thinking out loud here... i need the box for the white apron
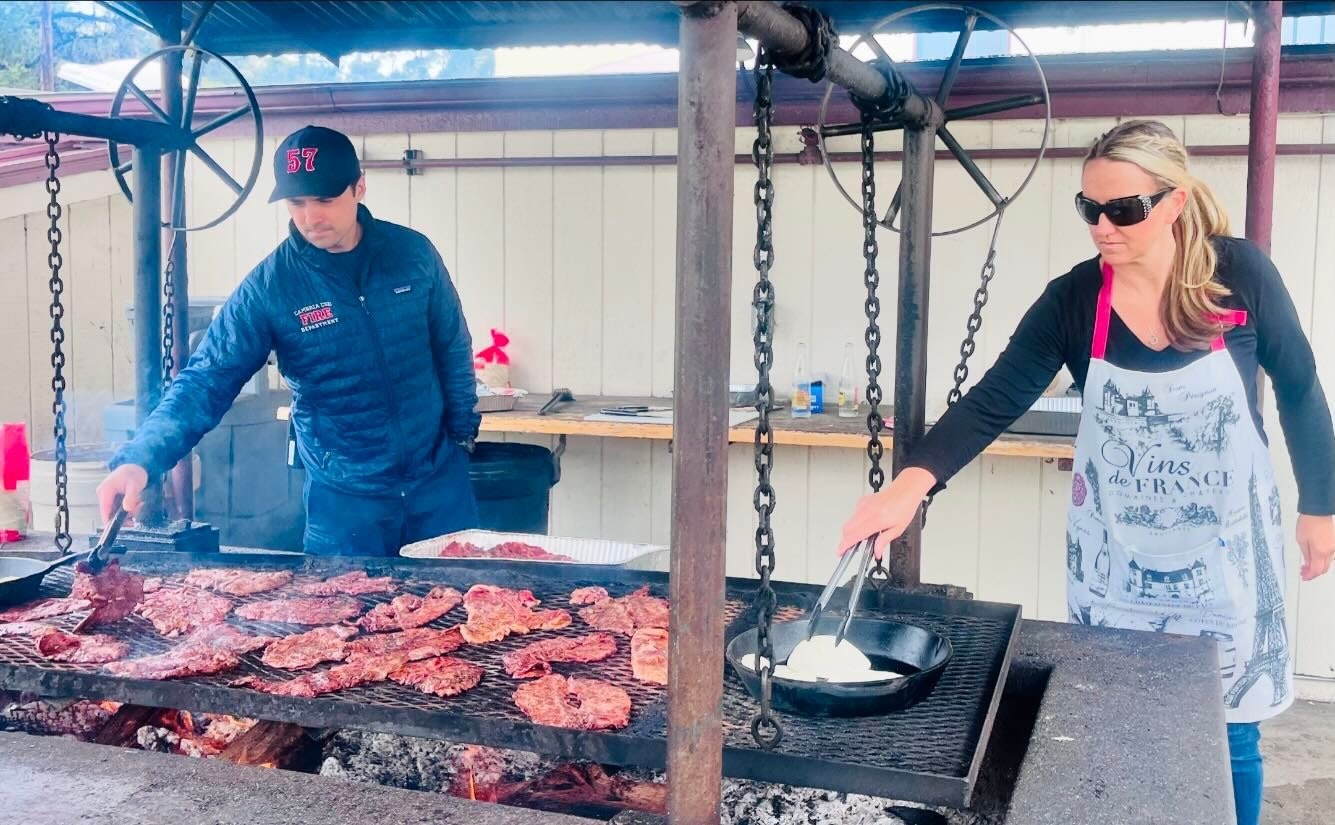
[1066,263,1293,723]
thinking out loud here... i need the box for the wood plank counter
[478,395,1075,459]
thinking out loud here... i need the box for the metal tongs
[84,506,129,576]
[805,533,879,647]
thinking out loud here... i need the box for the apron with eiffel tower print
[1066,263,1294,723]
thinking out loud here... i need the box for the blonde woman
[839,120,1335,825]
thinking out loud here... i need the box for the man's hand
[96,464,149,523]
[1296,514,1335,581]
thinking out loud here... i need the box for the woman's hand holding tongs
[838,467,938,560]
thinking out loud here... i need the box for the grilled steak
[232,651,410,698]
[345,626,465,661]
[630,628,668,686]
[358,586,462,633]
[137,588,233,637]
[572,586,669,636]
[34,629,128,664]
[440,540,573,562]
[0,621,54,637]
[0,597,92,624]
[235,596,363,625]
[70,560,145,627]
[262,624,359,670]
[569,587,608,605]
[181,624,273,655]
[184,568,293,596]
[460,585,571,644]
[513,675,631,730]
[108,636,238,681]
[389,656,484,697]
[502,632,618,679]
[294,571,396,596]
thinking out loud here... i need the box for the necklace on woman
[1149,331,1161,347]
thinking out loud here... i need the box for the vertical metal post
[38,2,56,92]
[888,123,938,588]
[668,3,736,824]
[132,145,166,524]
[1246,0,1282,409]
[1245,0,1282,255]
[160,3,193,520]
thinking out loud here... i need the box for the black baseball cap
[268,125,362,203]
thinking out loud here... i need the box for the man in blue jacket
[97,125,481,555]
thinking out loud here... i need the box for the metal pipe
[729,0,932,124]
[354,141,1335,175]
[0,100,192,148]
[160,2,194,521]
[1245,0,1282,254]
[132,145,166,525]
[668,3,736,823]
[888,124,938,588]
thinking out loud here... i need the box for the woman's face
[1080,158,1185,267]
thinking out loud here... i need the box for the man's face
[285,175,366,252]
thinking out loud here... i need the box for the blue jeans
[1228,722,1263,825]
[302,447,479,555]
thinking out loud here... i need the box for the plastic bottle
[837,342,860,418]
[791,342,812,419]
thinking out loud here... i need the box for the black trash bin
[468,442,558,534]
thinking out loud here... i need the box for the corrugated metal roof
[100,1,1335,60]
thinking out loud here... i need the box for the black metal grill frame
[0,552,1019,807]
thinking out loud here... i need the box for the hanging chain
[45,132,71,553]
[161,232,180,389]
[748,50,782,751]
[946,212,1005,408]
[859,114,889,577]
[922,210,1006,522]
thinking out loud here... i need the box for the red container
[0,422,30,542]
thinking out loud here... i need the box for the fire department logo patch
[295,301,339,332]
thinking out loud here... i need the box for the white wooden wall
[2,112,1332,689]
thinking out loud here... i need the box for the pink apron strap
[1209,309,1248,352]
[1098,262,1249,354]
[1092,262,1115,359]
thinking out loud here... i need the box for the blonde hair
[1085,120,1234,350]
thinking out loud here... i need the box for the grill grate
[0,552,1019,807]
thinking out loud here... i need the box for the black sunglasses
[1074,188,1174,227]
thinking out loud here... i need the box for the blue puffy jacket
[111,205,481,498]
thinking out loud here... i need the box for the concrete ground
[1262,700,1335,825]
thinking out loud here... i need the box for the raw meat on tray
[261,624,359,671]
[137,588,233,637]
[294,571,396,596]
[570,585,668,636]
[235,596,363,625]
[513,674,631,731]
[439,540,573,562]
[184,568,293,597]
[501,633,618,679]
[358,587,461,633]
[460,585,571,644]
[389,656,484,697]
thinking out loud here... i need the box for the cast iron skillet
[726,617,953,717]
[0,509,128,607]
[0,553,87,607]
